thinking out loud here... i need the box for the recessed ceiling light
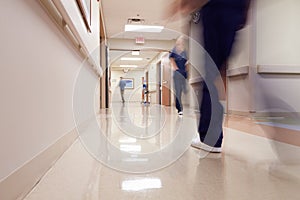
[121,178,162,191]
[132,50,140,56]
[120,65,138,68]
[121,57,143,61]
[125,24,164,33]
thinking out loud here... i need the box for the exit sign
[135,37,145,44]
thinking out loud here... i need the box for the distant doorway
[161,58,171,106]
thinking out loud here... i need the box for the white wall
[227,26,252,113]
[227,0,300,115]
[148,62,159,103]
[256,0,300,65]
[253,0,300,113]
[0,0,99,182]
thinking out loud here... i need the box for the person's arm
[164,0,209,19]
[169,57,179,71]
[185,61,189,73]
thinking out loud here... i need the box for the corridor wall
[188,0,300,116]
[228,0,300,116]
[0,0,100,199]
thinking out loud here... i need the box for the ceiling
[100,0,190,70]
[101,0,190,40]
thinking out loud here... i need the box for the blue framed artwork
[123,78,134,89]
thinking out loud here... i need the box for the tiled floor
[24,103,300,200]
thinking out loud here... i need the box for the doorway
[157,57,171,106]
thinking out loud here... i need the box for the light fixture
[121,178,162,191]
[120,65,138,68]
[132,50,140,56]
[125,24,164,33]
[121,57,143,61]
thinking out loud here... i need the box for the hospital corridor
[1,0,300,199]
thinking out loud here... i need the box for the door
[161,58,171,106]
[156,61,162,104]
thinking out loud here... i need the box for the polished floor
[24,103,300,200]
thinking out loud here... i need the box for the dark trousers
[173,71,187,112]
[198,1,248,147]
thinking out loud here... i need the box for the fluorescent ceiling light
[121,57,143,61]
[122,178,162,191]
[120,65,138,68]
[125,24,164,33]
[132,51,140,56]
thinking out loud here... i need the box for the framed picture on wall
[123,78,134,89]
[76,0,92,32]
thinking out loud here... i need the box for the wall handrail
[257,65,300,75]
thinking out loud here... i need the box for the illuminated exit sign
[135,37,145,44]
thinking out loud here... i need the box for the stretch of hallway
[2,1,300,200]
[23,103,300,200]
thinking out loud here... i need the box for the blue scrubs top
[169,48,188,78]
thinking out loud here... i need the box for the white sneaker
[178,111,183,115]
[191,137,222,153]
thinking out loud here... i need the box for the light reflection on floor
[24,103,300,200]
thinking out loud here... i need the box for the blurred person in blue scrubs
[169,36,189,116]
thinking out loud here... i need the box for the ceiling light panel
[125,24,164,33]
[120,65,138,68]
[132,51,140,56]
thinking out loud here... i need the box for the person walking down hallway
[119,77,126,103]
[166,0,250,152]
[193,0,250,153]
[169,36,189,116]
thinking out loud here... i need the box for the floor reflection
[24,103,300,200]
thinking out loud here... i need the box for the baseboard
[0,128,78,200]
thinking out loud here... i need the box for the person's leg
[121,90,125,102]
[193,1,250,152]
[197,4,224,147]
[178,75,186,113]
[198,3,245,148]
[199,82,211,141]
[173,72,183,113]
[198,81,224,147]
